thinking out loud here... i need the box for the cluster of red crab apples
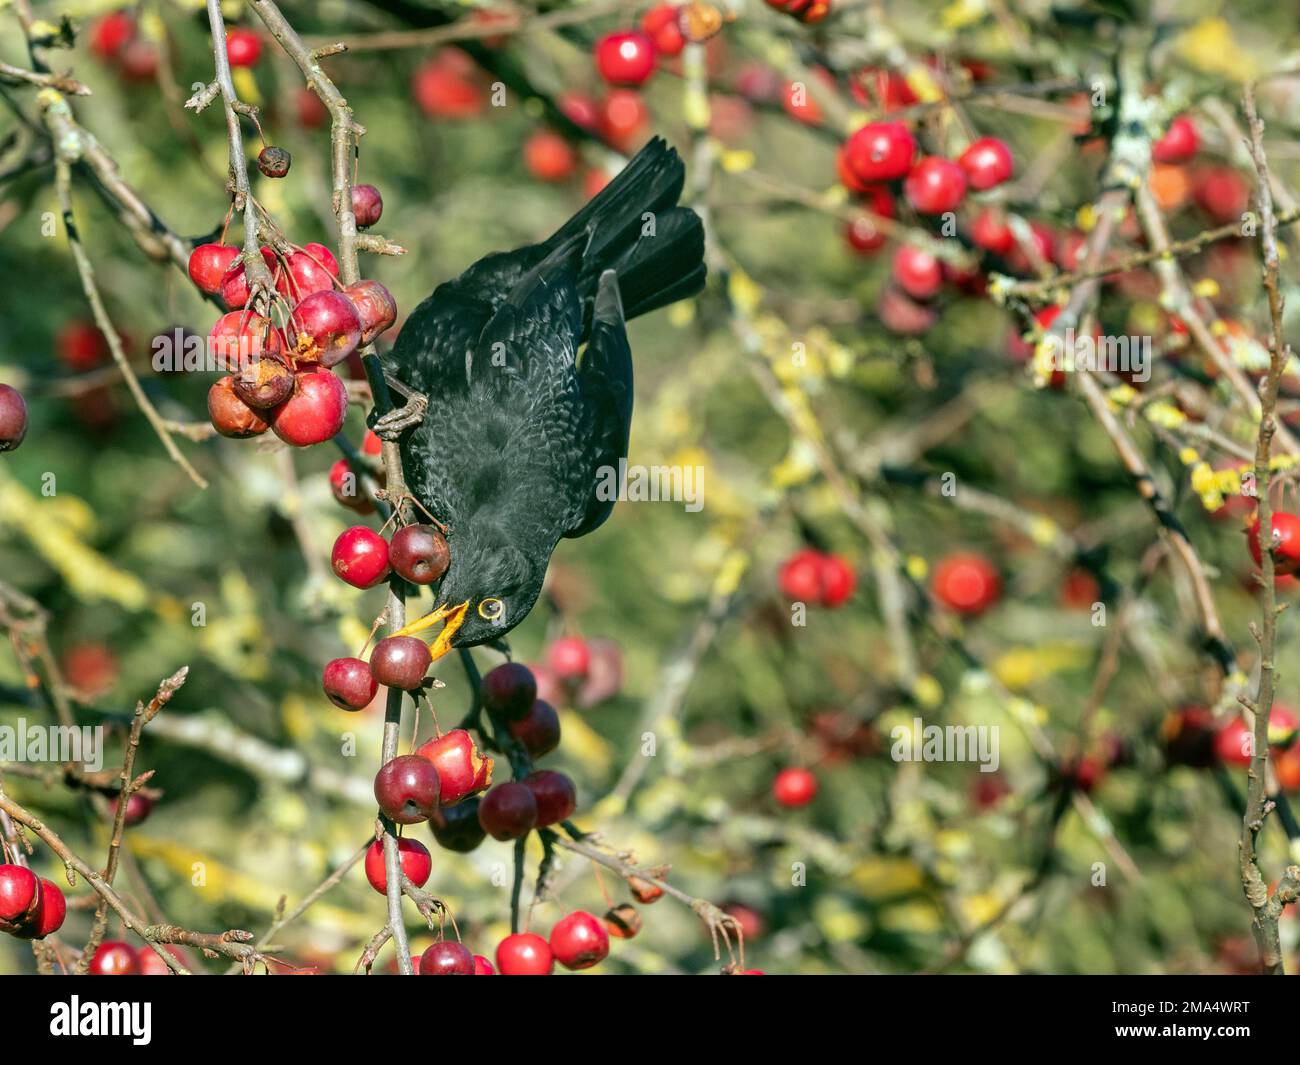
[0,864,66,943]
[187,212,393,447]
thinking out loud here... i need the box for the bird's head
[389,535,544,657]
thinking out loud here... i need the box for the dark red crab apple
[415,728,493,805]
[364,837,432,894]
[507,700,561,758]
[420,941,475,975]
[352,184,384,227]
[112,793,153,826]
[477,782,538,840]
[429,798,488,852]
[369,636,432,690]
[331,526,391,589]
[549,910,609,971]
[374,754,441,824]
[323,656,379,710]
[523,770,576,827]
[0,385,28,452]
[390,524,451,585]
[343,280,398,345]
[481,662,537,721]
[268,369,348,447]
[257,145,292,178]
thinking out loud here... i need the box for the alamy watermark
[890,717,1000,773]
[0,719,103,771]
[595,460,704,513]
[1042,327,1151,383]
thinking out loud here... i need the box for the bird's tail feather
[546,137,706,322]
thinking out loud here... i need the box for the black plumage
[384,137,706,650]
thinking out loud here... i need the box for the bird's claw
[369,392,427,441]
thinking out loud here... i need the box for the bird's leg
[369,372,428,441]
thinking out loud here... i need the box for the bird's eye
[478,598,504,621]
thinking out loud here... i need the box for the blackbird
[380,137,706,656]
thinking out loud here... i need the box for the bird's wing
[385,244,549,395]
[565,270,632,539]
[469,233,586,389]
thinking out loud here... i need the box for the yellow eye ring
[478,598,504,621]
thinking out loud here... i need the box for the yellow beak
[391,600,470,661]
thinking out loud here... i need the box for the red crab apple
[390,524,451,585]
[296,87,327,129]
[323,656,379,710]
[1193,167,1250,224]
[1215,706,1299,767]
[278,244,340,300]
[0,385,28,452]
[1247,511,1300,575]
[957,136,1013,190]
[598,89,649,149]
[112,793,153,826]
[364,837,432,894]
[374,754,441,824]
[207,376,268,439]
[137,945,183,975]
[219,247,278,309]
[412,49,484,119]
[478,782,538,840]
[777,548,856,607]
[89,941,139,976]
[772,766,817,807]
[641,5,685,56]
[1152,115,1199,164]
[269,369,348,447]
[187,243,240,295]
[594,31,657,86]
[843,121,915,184]
[576,638,623,707]
[559,91,600,131]
[329,459,374,514]
[352,184,383,228]
[904,156,967,214]
[970,208,1017,255]
[482,662,537,721]
[14,879,66,940]
[547,636,591,680]
[370,636,432,690]
[473,955,495,975]
[416,729,493,805]
[931,552,1001,615]
[343,280,398,345]
[208,311,284,371]
[117,39,158,82]
[290,291,362,367]
[57,321,110,371]
[523,770,576,827]
[507,700,561,758]
[429,798,488,852]
[549,911,609,971]
[225,28,262,67]
[420,941,475,975]
[495,932,553,975]
[331,526,391,589]
[0,865,40,924]
[524,130,577,183]
[892,245,943,300]
[90,12,136,58]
